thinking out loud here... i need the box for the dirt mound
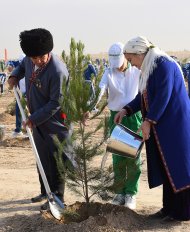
[1,201,185,232]
[1,202,145,232]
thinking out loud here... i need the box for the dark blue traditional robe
[126,57,190,193]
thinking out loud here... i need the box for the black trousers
[163,172,190,220]
[33,126,68,201]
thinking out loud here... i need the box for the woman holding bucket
[98,42,142,210]
[115,36,190,221]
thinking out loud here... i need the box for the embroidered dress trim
[143,88,190,192]
[145,118,157,125]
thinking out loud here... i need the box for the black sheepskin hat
[19,28,53,57]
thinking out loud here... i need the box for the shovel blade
[49,193,65,220]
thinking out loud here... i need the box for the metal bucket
[106,124,144,159]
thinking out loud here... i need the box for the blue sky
[0,0,189,59]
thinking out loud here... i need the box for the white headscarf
[123,36,152,55]
[123,36,174,93]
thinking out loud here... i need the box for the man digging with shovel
[8,28,69,213]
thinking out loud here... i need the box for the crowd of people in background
[2,54,189,100]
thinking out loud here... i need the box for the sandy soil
[0,87,190,232]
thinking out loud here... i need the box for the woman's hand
[114,109,127,124]
[137,120,151,141]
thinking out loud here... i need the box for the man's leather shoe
[40,201,50,211]
[31,193,46,203]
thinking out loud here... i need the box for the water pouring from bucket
[106,124,144,159]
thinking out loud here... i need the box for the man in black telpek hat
[8,28,69,210]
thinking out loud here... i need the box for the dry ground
[0,87,190,231]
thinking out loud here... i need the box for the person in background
[0,60,7,95]
[8,28,69,210]
[98,42,142,210]
[102,58,108,69]
[115,36,190,221]
[95,58,101,73]
[84,60,97,100]
[0,60,6,72]
[83,60,98,112]
[7,55,27,138]
[0,72,7,95]
[182,61,190,96]
[170,55,181,66]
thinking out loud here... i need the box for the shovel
[13,86,65,220]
